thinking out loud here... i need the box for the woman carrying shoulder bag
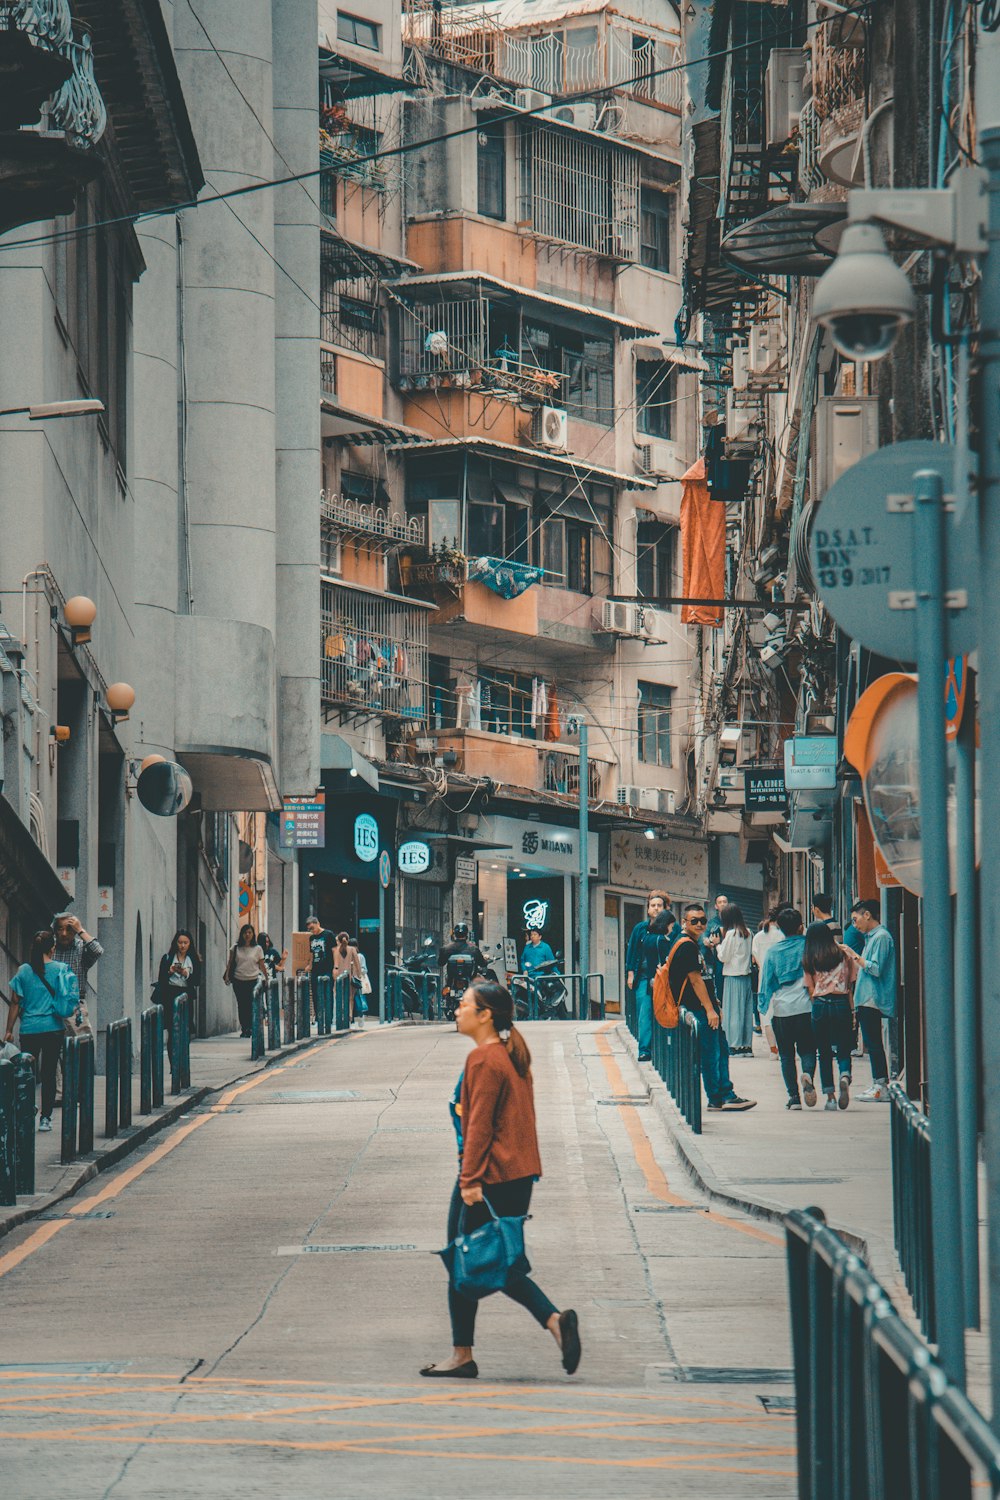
[420,980,581,1380]
[224,925,267,1038]
[4,930,79,1132]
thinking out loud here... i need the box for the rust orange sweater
[459,1041,543,1189]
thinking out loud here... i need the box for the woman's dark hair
[168,929,201,964]
[336,931,350,944]
[257,932,272,950]
[237,924,256,946]
[720,903,749,938]
[649,909,674,934]
[468,981,532,1078]
[29,929,55,979]
[803,921,844,976]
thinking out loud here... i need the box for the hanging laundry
[544,684,560,742]
[468,680,482,732]
[531,677,549,730]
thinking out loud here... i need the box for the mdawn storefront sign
[486,816,599,876]
[609,831,709,900]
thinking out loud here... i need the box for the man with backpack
[660,904,756,1112]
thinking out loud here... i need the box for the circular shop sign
[397,839,431,875]
[353,812,379,863]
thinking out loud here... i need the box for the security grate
[518,125,639,260]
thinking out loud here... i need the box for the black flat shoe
[419,1360,478,1379]
[558,1310,581,1375]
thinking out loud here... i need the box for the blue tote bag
[437,1198,530,1300]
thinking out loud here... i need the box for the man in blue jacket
[842,898,896,1102]
[521,928,556,976]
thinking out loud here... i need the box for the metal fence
[321,579,428,724]
[386,968,443,1022]
[888,1082,935,1340]
[786,1206,1000,1499]
[653,1010,702,1134]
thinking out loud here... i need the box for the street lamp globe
[139,753,166,773]
[64,595,96,645]
[106,682,136,722]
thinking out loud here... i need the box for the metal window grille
[321,255,383,358]
[797,97,823,194]
[608,30,683,111]
[518,126,639,260]
[810,19,865,121]
[397,295,489,379]
[321,581,428,722]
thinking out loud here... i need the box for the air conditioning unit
[638,787,659,812]
[598,224,628,258]
[636,443,653,477]
[659,789,676,816]
[765,48,807,146]
[731,344,750,392]
[726,390,756,443]
[532,404,568,451]
[600,599,645,637]
[616,784,643,808]
[642,608,670,641]
[515,88,551,112]
[748,321,785,384]
[814,395,879,499]
[547,102,598,130]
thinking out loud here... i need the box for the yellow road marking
[595,1028,784,1247]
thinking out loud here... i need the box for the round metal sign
[378,849,392,889]
[808,441,978,662]
[353,813,379,863]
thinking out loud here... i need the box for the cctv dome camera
[812,223,916,363]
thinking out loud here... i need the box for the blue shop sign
[354,812,379,863]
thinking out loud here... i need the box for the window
[636,521,675,601]
[541,518,565,580]
[481,671,535,737]
[336,10,380,49]
[339,293,380,334]
[566,522,592,593]
[522,321,614,426]
[640,187,673,273]
[637,682,673,767]
[321,531,342,575]
[468,500,504,557]
[477,123,506,220]
[429,655,457,730]
[636,360,674,439]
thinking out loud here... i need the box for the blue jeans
[684,1005,737,1106]
[811,997,853,1092]
[635,978,653,1054]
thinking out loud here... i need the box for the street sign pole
[913,468,965,1385]
[578,720,589,1019]
[954,670,980,1329]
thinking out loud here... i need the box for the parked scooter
[510,956,569,1020]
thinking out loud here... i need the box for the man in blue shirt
[521,928,556,976]
[842,898,896,1102]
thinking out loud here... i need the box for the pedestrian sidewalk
[0,1024,354,1243]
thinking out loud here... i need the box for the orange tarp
[679,456,725,627]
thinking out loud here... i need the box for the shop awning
[391,436,656,490]
[318,42,410,98]
[321,733,379,790]
[321,397,431,447]
[421,832,513,851]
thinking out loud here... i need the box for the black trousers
[20,1031,63,1119]
[771,1013,817,1101]
[232,980,256,1036]
[447,1177,558,1348]
[857,1007,889,1083]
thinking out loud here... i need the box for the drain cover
[651,1365,795,1384]
[265,1090,359,1102]
[38,1211,115,1221]
[276,1243,418,1255]
[597,1097,650,1106]
[633,1205,702,1214]
[759,1393,797,1413]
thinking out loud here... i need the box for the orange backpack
[651,938,694,1030]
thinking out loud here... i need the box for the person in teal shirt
[4,929,79,1132]
[521,929,556,975]
[842,899,896,1102]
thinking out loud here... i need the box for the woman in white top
[224,924,268,1038]
[715,904,754,1054]
[752,909,784,1057]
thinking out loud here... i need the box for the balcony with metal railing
[321,578,431,723]
[407,727,615,799]
[322,490,426,547]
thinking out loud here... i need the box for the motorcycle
[393,936,438,1017]
[511,956,569,1020]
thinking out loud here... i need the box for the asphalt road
[0,1021,797,1498]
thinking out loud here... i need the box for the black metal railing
[170,996,191,1093]
[60,1033,94,1163]
[104,1018,132,1138]
[386,968,443,1022]
[140,1005,164,1114]
[652,1010,702,1134]
[334,971,353,1030]
[888,1081,935,1340]
[266,977,282,1050]
[786,1207,1000,1500]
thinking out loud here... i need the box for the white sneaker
[857,1084,889,1103]
[39,1116,52,1132]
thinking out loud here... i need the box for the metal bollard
[106,1018,133,1137]
[315,975,328,1036]
[106,1020,121,1137]
[283,977,295,1043]
[266,978,281,1050]
[140,1008,153,1114]
[335,972,350,1031]
[77,1035,94,1155]
[0,1058,15,1206]
[298,975,311,1039]
[119,1017,132,1129]
[13,1052,35,1195]
[151,1004,164,1107]
[60,1036,79,1164]
[250,984,265,1059]
[176,997,191,1090]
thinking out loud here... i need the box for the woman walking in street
[716,904,754,1054]
[153,930,202,1043]
[802,921,854,1111]
[224,924,268,1038]
[420,981,581,1380]
[3,930,79,1132]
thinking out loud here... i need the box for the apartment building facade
[311,0,708,1002]
[0,0,321,1046]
